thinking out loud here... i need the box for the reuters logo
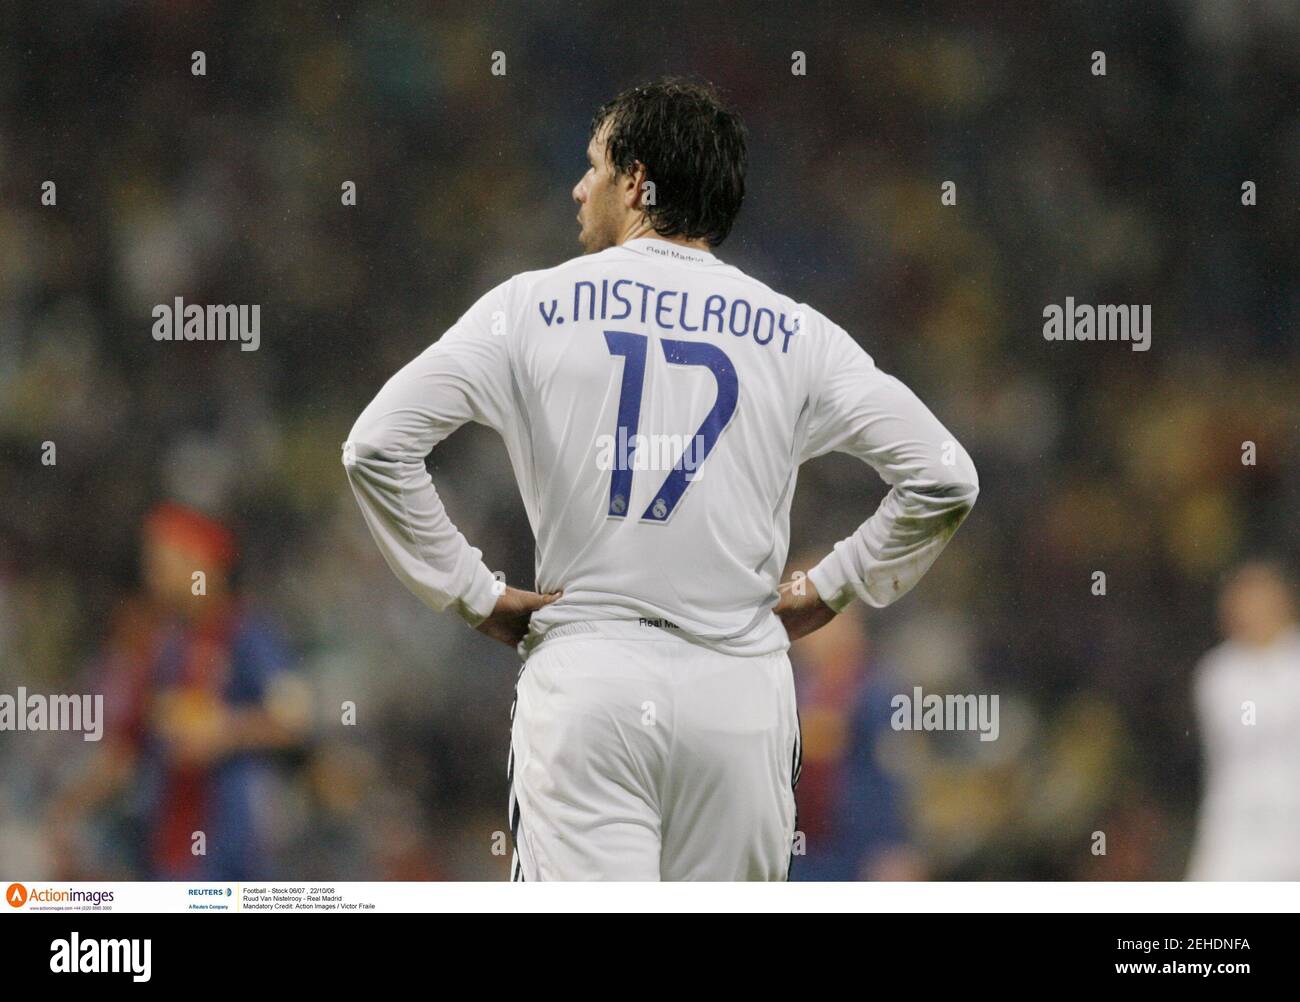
[6,883,27,907]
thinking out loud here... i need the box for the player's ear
[623,160,648,210]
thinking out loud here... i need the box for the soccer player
[344,79,979,881]
[1186,560,1300,879]
[48,502,308,879]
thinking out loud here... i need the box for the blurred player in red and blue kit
[51,502,309,880]
[788,597,925,881]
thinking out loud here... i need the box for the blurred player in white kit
[344,80,978,880]
[1187,561,1300,880]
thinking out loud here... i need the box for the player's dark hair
[590,78,747,247]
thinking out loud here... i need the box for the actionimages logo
[8,885,115,908]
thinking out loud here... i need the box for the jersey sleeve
[801,323,979,612]
[342,278,517,625]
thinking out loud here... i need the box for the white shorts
[508,623,801,881]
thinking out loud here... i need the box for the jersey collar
[621,237,721,265]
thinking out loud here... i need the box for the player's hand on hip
[775,576,838,642]
[475,586,562,647]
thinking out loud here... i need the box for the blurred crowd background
[1,1,1297,881]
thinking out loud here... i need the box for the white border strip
[3,881,1298,913]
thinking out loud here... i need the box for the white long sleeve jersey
[344,237,979,657]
